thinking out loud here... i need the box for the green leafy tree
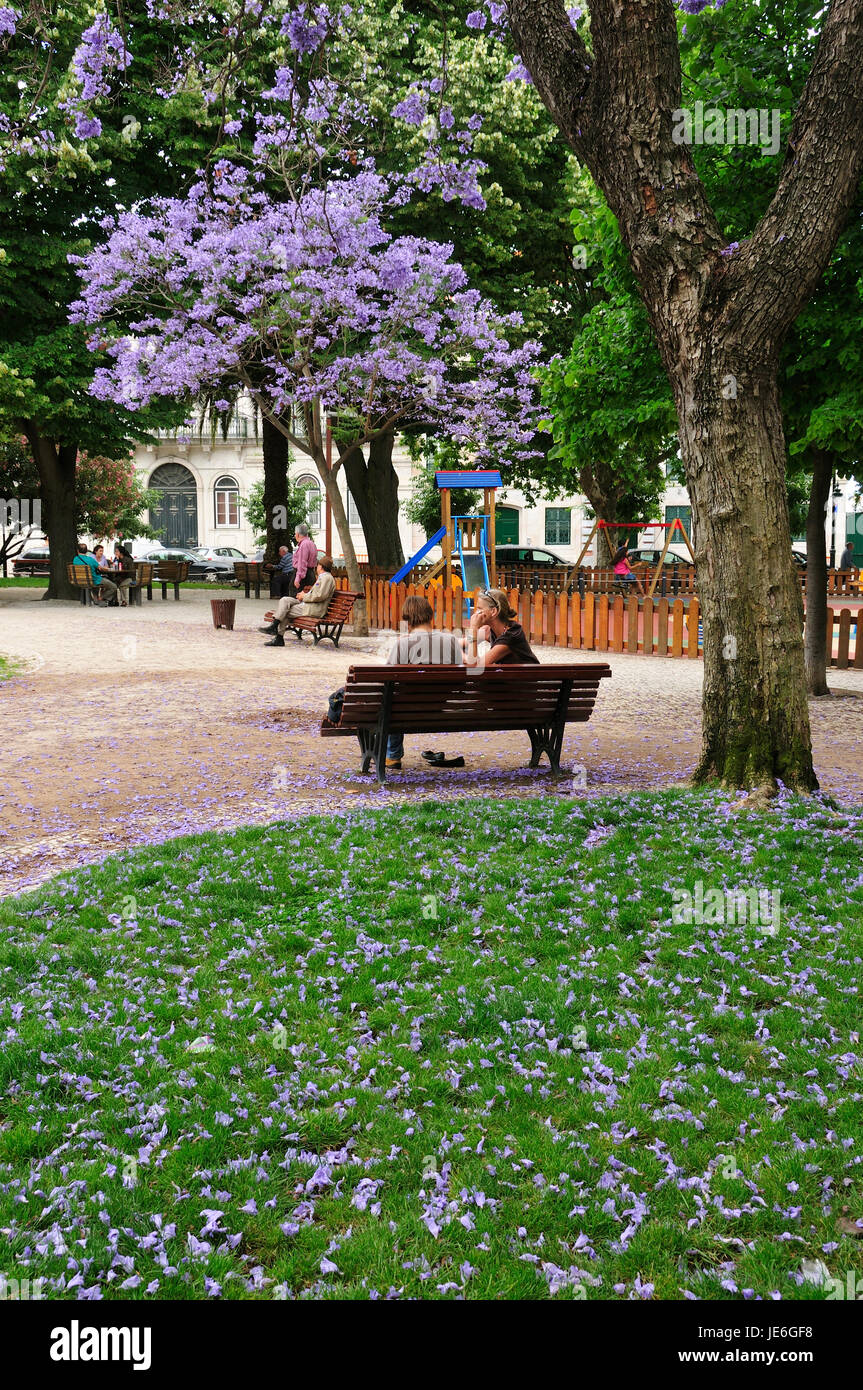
[240,477,311,549]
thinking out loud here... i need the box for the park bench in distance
[153,559,190,600]
[67,562,99,605]
[285,589,363,648]
[234,560,263,599]
[321,662,612,782]
[67,562,144,606]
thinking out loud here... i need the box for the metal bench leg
[358,729,375,775]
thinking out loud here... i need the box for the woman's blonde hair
[478,589,517,622]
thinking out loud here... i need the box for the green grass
[0,790,861,1301]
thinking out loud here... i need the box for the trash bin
[210,597,236,631]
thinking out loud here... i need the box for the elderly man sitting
[260,555,336,646]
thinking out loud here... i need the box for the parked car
[791,548,808,569]
[628,547,693,569]
[142,547,237,581]
[495,545,571,570]
[12,543,50,576]
[193,546,249,565]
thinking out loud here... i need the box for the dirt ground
[1,586,861,896]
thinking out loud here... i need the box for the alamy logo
[50,1321,152,1371]
[672,102,781,157]
[672,882,780,933]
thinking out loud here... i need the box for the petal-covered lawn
[0,790,861,1300]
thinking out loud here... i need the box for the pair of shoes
[422,751,465,768]
[264,635,285,647]
[259,622,278,635]
[385,757,402,769]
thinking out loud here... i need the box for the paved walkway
[1,587,861,895]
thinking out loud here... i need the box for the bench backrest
[234,561,259,580]
[339,662,611,732]
[134,562,154,582]
[68,561,97,587]
[294,589,363,624]
[324,590,363,622]
[154,560,190,581]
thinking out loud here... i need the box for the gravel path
[2,587,861,896]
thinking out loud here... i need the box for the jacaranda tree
[71,167,541,613]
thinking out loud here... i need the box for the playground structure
[572,518,696,598]
[390,471,502,611]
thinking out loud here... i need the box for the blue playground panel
[434,470,503,490]
[390,525,447,585]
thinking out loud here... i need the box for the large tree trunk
[804,447,833,697]
[25,425,77,600]
[508,0,863,791]
[341,430,405,571]
[262,415,292,566]
[677,361,815,790]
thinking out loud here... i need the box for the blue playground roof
[435,470,502,489]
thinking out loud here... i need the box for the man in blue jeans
[384,595,464,769]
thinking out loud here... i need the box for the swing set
[572,518,696,598]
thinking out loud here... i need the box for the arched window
[214,475,240,528]
[296,473,322,531]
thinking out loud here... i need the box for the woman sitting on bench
[465,589,539,666]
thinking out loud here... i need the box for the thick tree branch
[721,0,863,344]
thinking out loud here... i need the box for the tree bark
[262,415,292,566]
[341,430,405,571]
[24,425,78,600]
[508,0,863,791]
[676,360,814,790]
[804,447,833,697]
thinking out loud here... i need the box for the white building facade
[132,422,860,570]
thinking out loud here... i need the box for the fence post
[627,596,639,653]
[612,595,625,652]
[837,608,852,668]
[570,592,581,649]
[687,597,700,658]
[596,594,609,652]
[584,592,596,650]
[557,591,568,647]
[671,599,684,656]
[642,597,654,656]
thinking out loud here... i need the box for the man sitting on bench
[384,595,464,770]
[261,555,336,647]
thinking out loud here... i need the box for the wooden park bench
[135,561,154,601]
[67,562,144,606]
[153,559,190,600]
[68,561,99,605]
[321,662,612,782]
[286,589,363,648]
[234,559,264,599]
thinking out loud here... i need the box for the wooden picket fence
[335,578,862,668]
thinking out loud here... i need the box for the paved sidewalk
[1,587,861,895]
